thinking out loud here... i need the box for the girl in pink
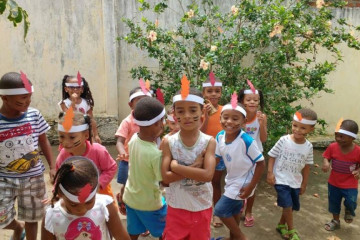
[56,110,117,201]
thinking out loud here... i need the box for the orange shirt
[203,105,223,138]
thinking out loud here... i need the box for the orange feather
[145,79,151,90]
[295,111,303,121]
[335,118,343,132]
[181,75,190,100]
[62,106,74,132]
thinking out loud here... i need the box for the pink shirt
[115,112,139,161]
[56,141,117,189]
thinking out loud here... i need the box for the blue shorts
[117,160,128,184]
[125,199,167,237]
[328,183,358,216]
[214,195,244,218]
[275,184,300,211]
[215,158,226,171]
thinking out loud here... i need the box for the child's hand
[70,93,78,101]
[191,150,205,168]
[257,111,267,125]
[170,159,179,171]
[352,169,360,180]
[322,159,331,172]
[266,172,275,185]
[203,103,212,118]
[94,135,102,144]
[300,184,307,195]
[116,153,129,161]
[239,185,253,199]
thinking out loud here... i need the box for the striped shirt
[0,107,50,178]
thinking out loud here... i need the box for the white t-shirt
[58,98,91,114]
[245,117,263,152]
[215,130,264,200]
[268,135,313,188]
[44,194,113,240]
[166,131,213,212]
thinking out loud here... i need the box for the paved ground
[1,146,359,240]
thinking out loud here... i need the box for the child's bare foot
[12,221,25,240]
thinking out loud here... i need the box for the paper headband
[221,104,247,117]
[173,94,204,105]
[65,82,84,87]
[129,91,152,102]
[59,183,97,203]
[202,82,222,87]
[293,112,317,125]
[337,129,358,139]
[0,86,34,95]
[133,109,165,126]
[58,124,89,132]
[167,114,175,122]
[244,89,259,94]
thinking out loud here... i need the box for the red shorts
[163,206,212,240]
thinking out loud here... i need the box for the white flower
[148,30,157,42]
[199,59,209,70]
[269,24,284,38]
[210,45,217,51]
[231,5,239,15]
[187,9,195,18]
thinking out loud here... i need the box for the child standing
[59,74,101,143]
[238,81,267,227]
[122,97,167,239]
[322,119,360,231]
[0,72,55,240]
[42,156,130,240]
[267,108,317,240]
[200,72,224,228]
[162,82,216,240]
[214,98,265,240]
[56,110,117,201]
[115,86,151,214]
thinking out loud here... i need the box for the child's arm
[199,103,211,132]
[106,202,131,240]
[87,109,101,144]
[322,158,331,172]
[266,157,276,185]
[353,168,360,180]
[161,138,185,184]
[59,101,68,112]
[170,138,216,182]
[97,148,118,189]
[300,164,311,195]
[257,111,268,142]
[38,133,56,181]
[239,160,265,199]
[41,216,56,240]
[116,136,129,160]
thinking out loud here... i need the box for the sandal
[244,215,254,227]
[116,193,127,216]
[212,215,224,228]
[276,223,289,239]
[344,209,353,223]
[324,219,340,231]
[288,229,300,240]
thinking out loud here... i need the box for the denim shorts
[215,158,226,171]
[328,183,358,216]
[214,195,244,218]
[117,160,128,184]
[275,184,300,211]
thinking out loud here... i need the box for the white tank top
[245,117,263,152]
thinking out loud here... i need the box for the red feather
[181,75,190,99]
[209,72,216,86]
[295,111,303,121]
[247,79,256,94]
[77,183,93,203]
[156,88,164,104]
[77,71,82,86]
[139,78,148,94]
[20,71,32,93]
[231,92,238,109]
[62,106,74,132]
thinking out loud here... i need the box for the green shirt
[123,134,163,211]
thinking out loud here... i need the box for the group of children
[0,71,359,240]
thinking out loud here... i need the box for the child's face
[65,78,84,98]
[128,95,147,110]
[202,86,222,106]
[291,120,314,142]
[242,94,260,113]
[220,109,246,135]
[167,120,180,132]
[58,131,88,155]
[174,101,202,131]
[60,193,96,216]
[2,93,32,113]
[335,132,354,148]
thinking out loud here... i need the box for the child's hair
[61,75,94,108]
[128,86,143,102]
[238,88,265,111]
[297,108,317,124]
[0,72,33,90]
[340,120,359,135]
[133,97,164,122]
[58,110,93,143]
[173,88,204,109]
[51,156,98,207]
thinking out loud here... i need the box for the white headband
[244,89,259,95]
[129,91,152,102]
[58,124,89,133]
[59,184,97,203]
[0,86,34,95]
[65,82,84,87]
[167,114,175,122]
[221,104,247,117]
[293,114,317,125]
[337,129,358,139]
[133,109,165,126]
[172,94,204,105]
[202,82,222,87]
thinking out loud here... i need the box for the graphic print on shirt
[276,146,306,176]
[64,217,102,240]
[245,126,258,135]
[0,123,39,173]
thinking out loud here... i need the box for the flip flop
[10,229,25,240]
[244,215,254,227]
